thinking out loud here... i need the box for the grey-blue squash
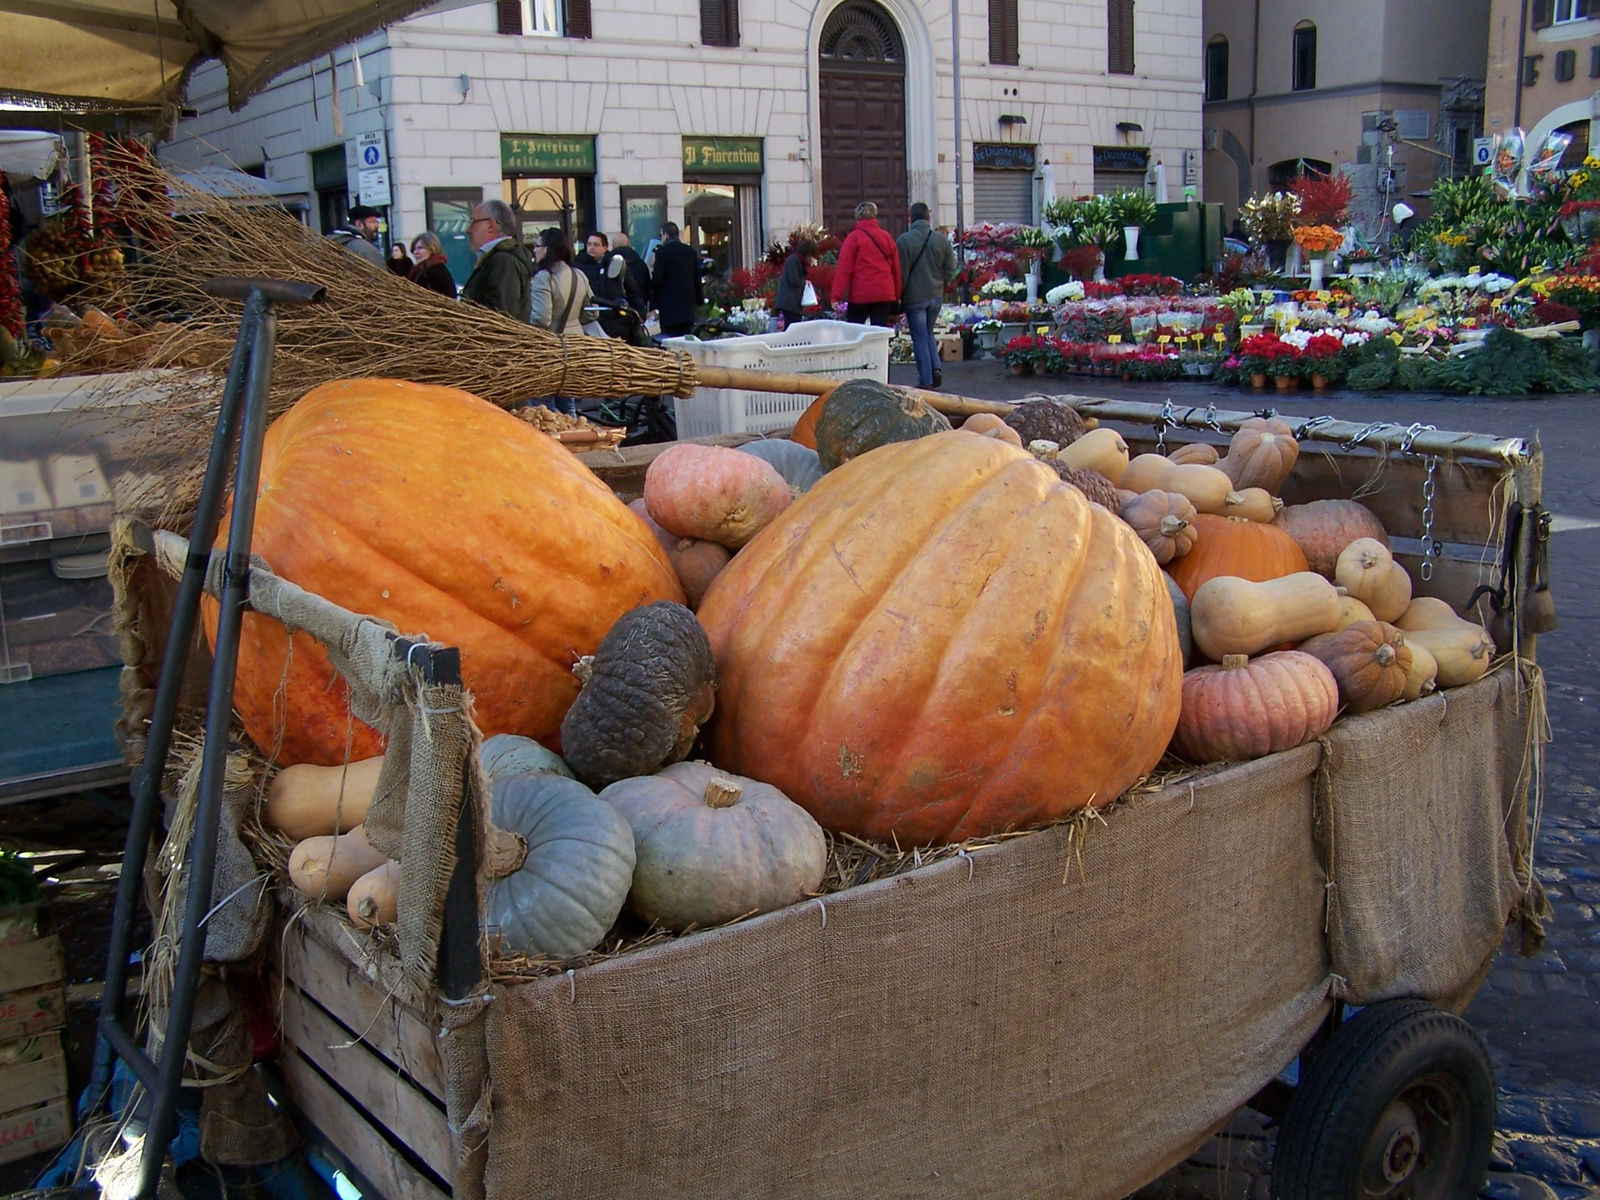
[486,772,635,959]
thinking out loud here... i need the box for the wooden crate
[0,1031,67,1114]
[275,923,452,1200]
[0,934,65,1042]
[0,1096,70,1167]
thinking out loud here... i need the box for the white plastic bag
[802,281,819,308]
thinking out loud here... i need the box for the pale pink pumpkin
[1171,650,1339,763]
[644,443,792,549]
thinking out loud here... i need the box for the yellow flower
[1572,172,1591,188]
[1585,155,1600,168]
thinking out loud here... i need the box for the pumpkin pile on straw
[68,147,700,511]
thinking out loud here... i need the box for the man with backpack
[897,202,958,389]
[831,202,902,327]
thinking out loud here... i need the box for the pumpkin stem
[1221,654,1249,670]
[1224,491,1245,508]
[572,655,595,685]
[1157,515,1188,536]
[1374,643,1396,666]
[704,778,744,808]
[1271,496,1285,515]
[1028,439,1060,460]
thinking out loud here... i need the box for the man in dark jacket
[612,233,652,310]
[578,231,646,339]
[897,202,958,389]
[650,222,702,337]
[328,204,386,268]
[460,199,533,321]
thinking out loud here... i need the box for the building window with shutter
[1533,0,1592,25]
[1557,48,1578,80]
[1590,44,1600,75]
[989,0,1019,65]
[497,0,590,37]
[1292,22,1316,91]
[1205,37,1228,101]
[1107,0,1134,75]
[701,0,740,47]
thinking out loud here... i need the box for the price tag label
[1214,332,1227,344]
[1036,325,1051,335]
[1157,335,1172,345]
[1108,335,1122,345]
[1338,308,1351,318]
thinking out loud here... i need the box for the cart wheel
[1271,999,1496,1200]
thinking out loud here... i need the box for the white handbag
[801,281,819,308]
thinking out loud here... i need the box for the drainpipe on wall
[952,0,965,291]
[1514,0,1529,128]
[1247,0,1260,190]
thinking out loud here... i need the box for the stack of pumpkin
[1080,415,1497,763]
[223,377,1491,963]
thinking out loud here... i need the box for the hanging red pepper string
[0,187,24,338]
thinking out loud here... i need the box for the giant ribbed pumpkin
[697,431,1183,845]
[204,380,683,766]
[1165,513,1309,602]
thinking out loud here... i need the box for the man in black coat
[578,231,646,339]
[612,233,652,310]
[459,199,532,321]
[650,222,702,337]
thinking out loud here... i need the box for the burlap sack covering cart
[107,403,1549,1200]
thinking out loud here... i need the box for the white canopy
[0,130,63,178]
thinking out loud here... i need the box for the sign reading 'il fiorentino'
[501,135,597,175]
[682,137,764,174]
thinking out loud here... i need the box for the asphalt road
[898,360,1600,1198]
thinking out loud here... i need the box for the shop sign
[1092,146,1150,172]
[357,168,391,206]
[682,137,764,174]
[972,143,1036,171]
[501,134,596,175]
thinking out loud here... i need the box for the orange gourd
[790,391,828,450]
[644,443,792,549]
[204,379,684,766]
[1165,513,1310,601]
[629,499,731,610]
[1172,651,1339,763]
[1275,499,1390,577]
[698,431,1183,845]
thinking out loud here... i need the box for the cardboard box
[0,1098,71,1167]
[0,936,65,1041]
[937,333,964,362]
[0,1032,68,1112]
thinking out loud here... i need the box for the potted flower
[1300,332,1347,389]
[972,317,1003,355]
[1239,192,1302,269]
[1292,224,1344,290]
[1235,332,1294,389]
[1003,334,1060,375]
[1112,190,1159,261]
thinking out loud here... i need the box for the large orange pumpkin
[204,380,683,766]
[1165,513,1309,601]
[697,431,1183,845]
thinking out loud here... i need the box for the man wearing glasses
[460,199,533,322]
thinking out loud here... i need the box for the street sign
[356,131,387,170]
[1473,138,1494,168]
[357,167,391,206]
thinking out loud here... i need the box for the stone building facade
[162,0,1201,282]
[1202,0,1490,224]
[1485,0,1600,169]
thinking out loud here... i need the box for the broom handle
[690,365,1015,418]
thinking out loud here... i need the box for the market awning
[0,130,64,178]
[0,0,441,121]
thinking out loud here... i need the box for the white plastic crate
[663,320,891,438]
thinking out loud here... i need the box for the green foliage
[1345,336,1401,390]
[1349,328,1600,395]
[1344,266,1426,312]
[1111,190,1158,228]
[1427,175,1501,227]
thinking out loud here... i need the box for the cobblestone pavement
[897,363,1600,1198]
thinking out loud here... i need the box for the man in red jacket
[831,201,902,325]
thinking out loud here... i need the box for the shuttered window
[1108,0,1135,75]
[989,0,1019,65]
[497,0,588,37]
[974,169,1032,223]
[701,0,739,47]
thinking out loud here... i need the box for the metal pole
[951,0,965,297]
[134,299,281,1200]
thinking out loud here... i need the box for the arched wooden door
[819,1,908,236]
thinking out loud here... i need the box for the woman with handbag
[775,237,818,329]
[831,202,902,326]
[529,227,594,416]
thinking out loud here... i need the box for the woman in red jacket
[830,202,902,326]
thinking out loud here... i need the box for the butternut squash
[288,825,390,903]
[1118,455,1243,515]
[1167,442,1220,467]
[1400,625,1495,688]
[1189,572,1344,661]
[1398,634,1438,701]
[1221,487,1285,524]
[1334,539,1415,623]
[1334,595,1377,631]
[348,861,401,929]
[1395,598,1496,687]
[266,756,384,839]
[1057,428,1130,483]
